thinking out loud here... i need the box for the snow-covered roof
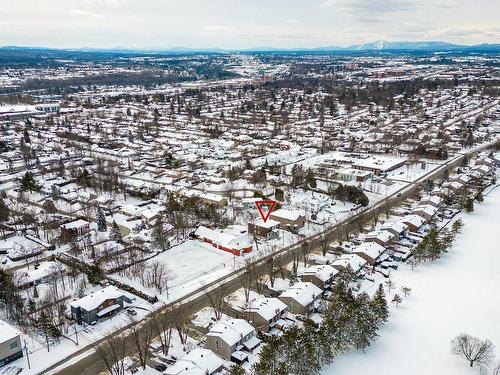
[207,318,255,347]
[401,214,426,228]
[365,230,394,243]
[419,195,442,206]
[61,219,90,230]
[380,221,408,234]
[279,282,322,307]
[246,298,288,320]
[270,208,304,221]
[301,264,338,282]
[69,286,124,311]
[194,226,253,250]
[164,348,223,375]
[331,253,367,273]
[0,319,21,343]
[413,204,438,217]
[250,218,281,229]
[355,242,386,259]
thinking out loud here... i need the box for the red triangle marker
[255,200,277,223]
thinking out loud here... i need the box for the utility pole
[24,340,31,369]
[74,324,79,345]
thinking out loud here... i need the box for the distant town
[0,47,499,375]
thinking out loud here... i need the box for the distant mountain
[1,41,499,55]
[345,40,462,51]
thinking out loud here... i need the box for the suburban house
[364,230,395,247]
[269,209,306,231]
[331,253,368,275]
[300,265,339,289]
[164,348,224,375]
[15,261,60,288]
[60,219,91,238]
[412,204,438,222]
[194,226,253,255]
[247,218,280,239]
[353,242,386,265]
[0,320,23,368]
[206,318,260,363]
[244,298,288,332]
[279,282,322,315]
[419,195,442,208]
[70,286,132,325]
[380,221,408,239]
[401,214,426,233]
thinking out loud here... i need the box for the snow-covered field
[322,185,500,375]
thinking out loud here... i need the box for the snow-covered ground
[322,184,500,375]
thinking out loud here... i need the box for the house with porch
[206,319,260,363]
[300,265,338,289]
[279,282,322,315]
[70,286,132,325]
[244,298,288,333]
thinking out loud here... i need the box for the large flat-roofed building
[351,155,406,176]
[35,103,60,114]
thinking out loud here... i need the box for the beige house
[245,298,288,332]
[279,282,322,315]
[300,265,338,289]
[269,209,305,231]
[206,319,260,363]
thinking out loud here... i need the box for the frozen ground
[322,184,500,375]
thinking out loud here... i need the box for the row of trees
[330,183,369,207]
[254,281,389,375]
[413,219,463,263]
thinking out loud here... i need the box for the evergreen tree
[253,335,288,375]
[452,219,464,234]
[464,198,474,213]
[476,191,484,203]
[110,221,122,243]
[228,364,245,375]
[152,215,169,251]
[371,283,389,325]
[42,199,57,214]
[96,207,107,232]
[164,151,175,169]
[0,198,10,239]
[19,171,40,192]
[23,129,31,143]
[351,292,379,351]
[305,169,317,189]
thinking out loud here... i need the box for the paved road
[45,141,497,375]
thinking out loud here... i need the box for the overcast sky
[1,0,499,49]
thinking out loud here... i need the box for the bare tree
[451,333,495,368]
[317,229,333,257]
[236,258,256,307]
[173,304,191,345]
[129,317,155,370]
[152,308,176,356]
[401,286,412,298]
[95,335,127,375]
[264,255,276,288]
[300,241,311,267]
[204,283,229,321]
[145,261,174,296]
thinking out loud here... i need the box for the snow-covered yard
[322,185,500,375]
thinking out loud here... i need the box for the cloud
[201,25,227,33]
[321,0,419,13]
[285,18,300,25]
[69,9,106,18]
